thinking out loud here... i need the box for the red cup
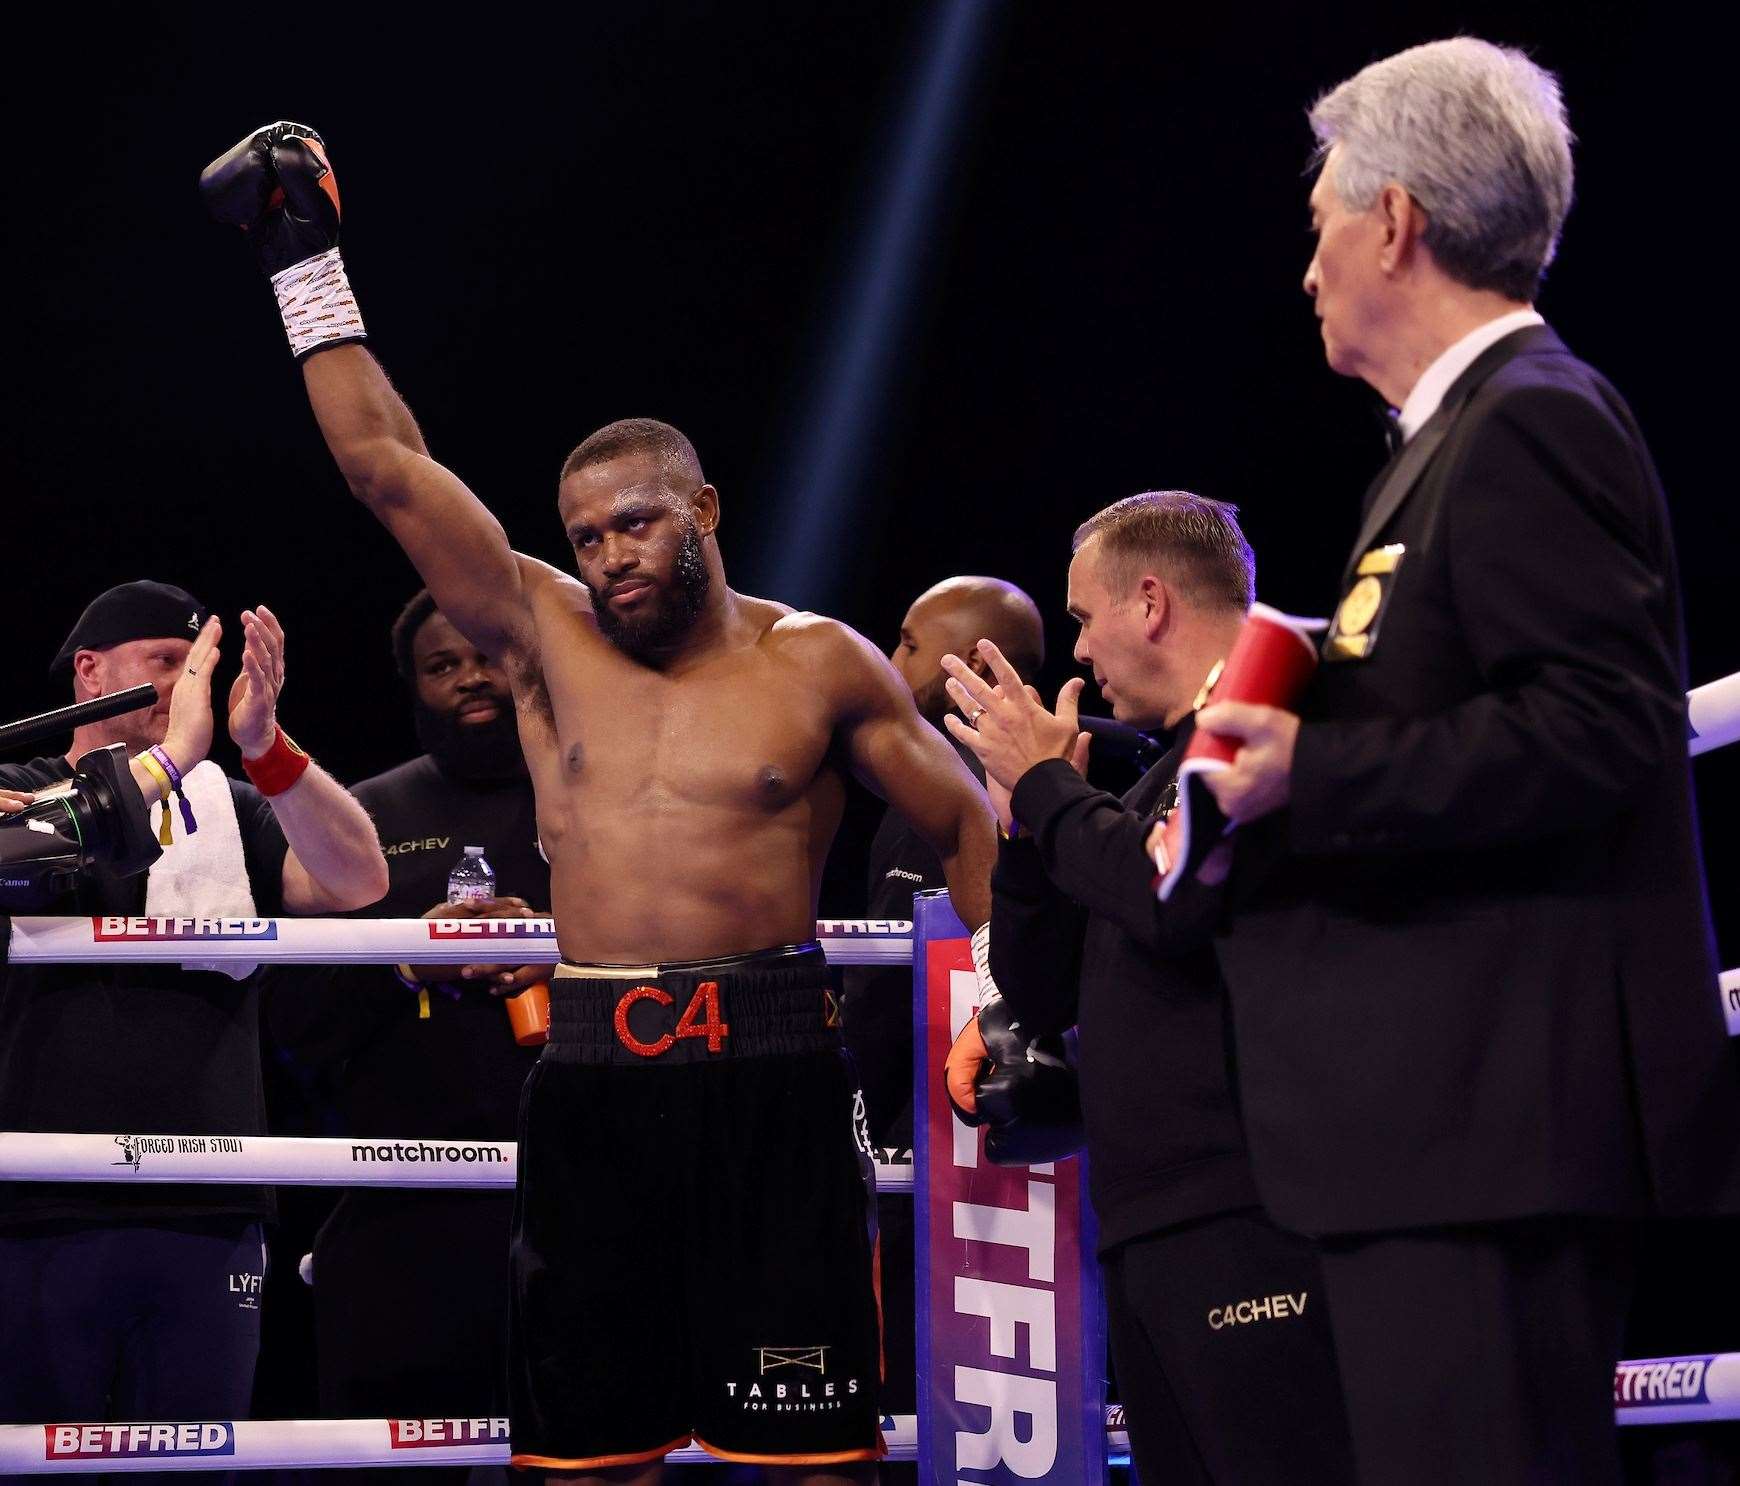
[1155,604,1325,897]
[1181,603,1324,769]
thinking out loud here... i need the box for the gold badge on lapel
[1324,544,1405,661]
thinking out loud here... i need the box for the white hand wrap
[970,920,1001,1010]
[270,248,366,360]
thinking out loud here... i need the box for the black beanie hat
[51,581,210,674]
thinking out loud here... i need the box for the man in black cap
[0,580,388,1435]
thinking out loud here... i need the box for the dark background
[10,1,1733,940]
[7,1,1731,917]
[7,0,1736,1453]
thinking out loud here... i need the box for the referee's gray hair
[1072,491,1254,612]
[1310,37,1574,301]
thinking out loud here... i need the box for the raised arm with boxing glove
[200,123,361,358]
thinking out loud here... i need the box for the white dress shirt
[1395,308,1545,442]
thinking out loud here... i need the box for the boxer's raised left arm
[824,624,997,931]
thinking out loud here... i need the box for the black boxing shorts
[507,942,884,1469]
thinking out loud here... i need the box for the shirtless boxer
[203,122,997,1482]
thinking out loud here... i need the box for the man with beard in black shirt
[943,494,1355,1484]
[266,591,551,1451]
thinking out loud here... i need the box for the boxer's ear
[692,484,720,537]
[965,646,995,685]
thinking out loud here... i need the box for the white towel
[142,760,260,980]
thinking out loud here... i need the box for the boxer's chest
[538,645,834,814]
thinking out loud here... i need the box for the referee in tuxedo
[1195,38,1740,1484]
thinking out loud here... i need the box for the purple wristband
[148,746,198,837]
[148,746,183,789]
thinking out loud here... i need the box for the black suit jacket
[1216,324,1740,1236]
[993,731,1258,1252]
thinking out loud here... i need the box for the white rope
[3,1365,1734,1476]
[0,1130,915,1195]
[11,915,1730,1032]
[1690,671,1740,756]
[0,1416,917,1472]
[3,916,915,967]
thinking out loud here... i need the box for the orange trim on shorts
[509,1435,691,1471]
[690,1435,886,1466]
[873,1230,888,1383]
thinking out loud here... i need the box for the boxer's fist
[944,994,1085,1167]
[201,122,342,278]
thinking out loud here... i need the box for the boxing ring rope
[0,1130,912,1196]
[2,685,1737,1473]
[8,912,1738,1034]
[2,916,917,967]
[6,1374,1740,1475]
[1690,670,1740,756]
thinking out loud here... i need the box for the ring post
[911,890,1105,1485]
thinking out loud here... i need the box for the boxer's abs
[538,764,846,964]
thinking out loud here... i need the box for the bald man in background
[888,578,1048,758]
[831,577,1045,1444]
[847,577,1047,1139]
[850,574,1159,1144]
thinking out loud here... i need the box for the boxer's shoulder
[766,610,915,725]
[757,606,878,668]
[518,554,595,621]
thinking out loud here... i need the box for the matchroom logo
[93,917,278,941]
[46,1424,235,1459]
[388,1419,510,1448]
[351,1142,510,1166]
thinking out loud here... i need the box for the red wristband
[242,726,312,796]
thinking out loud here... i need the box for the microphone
[0,686,160,753]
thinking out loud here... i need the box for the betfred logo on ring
[1614,1357,1712,1406]
[93,916,278,941]
[388,1419,511,1448]
[426,920,554,938]
[45,1423,235,1459]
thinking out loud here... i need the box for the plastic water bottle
[447,845,496,906]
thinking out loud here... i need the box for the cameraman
[0,580,387,1435]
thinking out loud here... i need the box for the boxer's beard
[911,673,953,731]
[415,699,525,781]
[593,523,712,662]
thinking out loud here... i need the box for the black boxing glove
[944,990,1085,1168]
[200,122,364,360]
[201,122,339,275]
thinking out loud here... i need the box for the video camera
[0,686,165,910]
